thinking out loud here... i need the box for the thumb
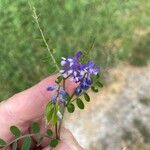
[0,75,77,141]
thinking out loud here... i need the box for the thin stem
[57,78,67,139]
[4,133,53,148]
[32,7,60,71]
[58,103,66,139]
[67,73,87,105]
[55,123,59,139]
[54,85,61,140]
[70,91,75,100]
[63,78,66,89]
[71,89,87,103]
[71,98,77,103]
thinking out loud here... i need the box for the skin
[0,75,84,150]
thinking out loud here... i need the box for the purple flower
[60,51,100,96]
[60,51,86,82]
[59,89,66,97]
[75,77,92,96]
[75,87,82,96]
[47,85,67,104]
[59,89,67,103]
[47,85,57,91]
[84,61,100,76]
[48,51,100,98]
[60,57,75,78]
[51,95,57,103]
[81,77,92,89]
[76,51,82,60]
[60,51,100,83]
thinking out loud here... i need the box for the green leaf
[55,76,63,84]
[67,103,75,113]
[45,103,54,123]
[91,86,99,93]
[47,129,53,137]
[96,74,100,79]
[31,122,40,134]
[46,108,54,122]
[52,110,58,125]
[21,137,31,150]
[96,81,103,88]
[84,92,90,102]
[50,48,56,54]
[81,37,96,63]
[50,139,58,148]
[10,126,21,138]
[40,42,47,48]
[77,98,84,109]
[12,142,17,150]
[35,36,42,40]
[65,93,71,102]
[0,138,6,147]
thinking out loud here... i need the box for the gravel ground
[64,64,150,150]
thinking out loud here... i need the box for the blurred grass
[0,0,150,100]
[129,33,150,66]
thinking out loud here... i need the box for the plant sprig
[31,6,60,71]
[0,123,59,149]
[0,5,103,149]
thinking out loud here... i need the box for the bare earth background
[65,64,150,150]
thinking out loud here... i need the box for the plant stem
[55,123,59,139]
[67,73,87,105]
[32,7,60,71]
[57,78,67,139]
[4,133,52,148]
[58,103,66,139]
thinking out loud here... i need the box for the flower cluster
[47,85,66,104]
[47,51,100,104]
[60,51,100,96]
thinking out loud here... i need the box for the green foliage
[80,37,96,63]
[0,123,57,149]
[129,33,150,66]
[45,102,60,125]
[84,92,90,102]
[45,102,60,126]
[12,142,17,150]
[91,86,99,93]
[50,139,59,148]
[67,103,75,113]
[0,0,149,100]
[0,139,6,147]
[55,76,63,84]
[47,129,53,137]
[21,137,31,150]
[10,126,21,138]
[31,122,40,134]
[65,93,71,102]
[45,103,55,123]
[91,74,103,90]
[96,81,103,88]
[51,109,58,125]
[76,98,84,109]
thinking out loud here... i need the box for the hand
[0,75,84,150]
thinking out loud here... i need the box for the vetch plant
[46,51,101,140]
[0,6,103,149]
